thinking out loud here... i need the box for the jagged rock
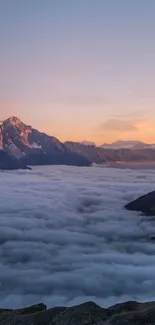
[0,300,155,325]
[125,191,155,216]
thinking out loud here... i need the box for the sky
[0,0,155,144]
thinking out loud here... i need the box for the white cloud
[0,166,155,309]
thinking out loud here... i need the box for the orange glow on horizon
[1,99,155,146]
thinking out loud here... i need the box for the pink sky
[0,1,155,144]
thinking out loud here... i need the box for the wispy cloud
[115,109,154,120]
[49,95,108,108]
[101,119,138,132]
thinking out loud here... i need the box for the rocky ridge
[0,300,155,325]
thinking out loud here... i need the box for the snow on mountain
[81,141,96,146]
[31,142,42,149]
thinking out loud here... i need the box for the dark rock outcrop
[0,150,31,170]
[125,191,155,216]
[0,300,155,325]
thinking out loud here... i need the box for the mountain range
[101,140,155,150]
[1,117,155,170]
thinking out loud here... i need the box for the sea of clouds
[0,166,155,309]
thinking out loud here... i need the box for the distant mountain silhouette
[101,140,155,150]
[65,141,150,163]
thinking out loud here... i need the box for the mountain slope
[0,150,31,170]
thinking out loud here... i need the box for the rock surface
[125,191,155,216]
[0,301,155,325]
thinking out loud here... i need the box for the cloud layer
[0,166,155,309]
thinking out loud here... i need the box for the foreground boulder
[125,191,155,216]
[0,300,155,325]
